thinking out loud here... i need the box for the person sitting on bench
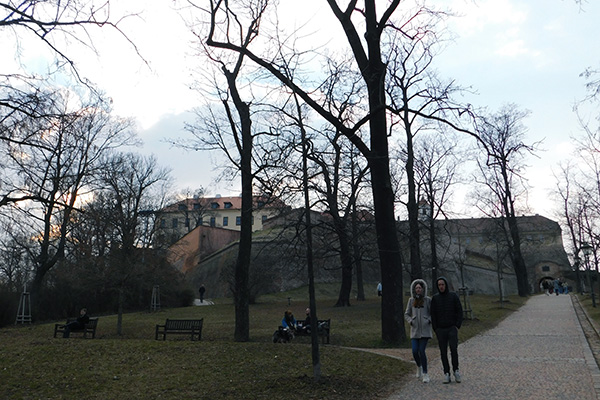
[62,308,90,338]
[299,307,311,334]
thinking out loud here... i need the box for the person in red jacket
[431,277,463,384]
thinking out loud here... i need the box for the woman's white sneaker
[422,373,430,383]
[416,366,423,378]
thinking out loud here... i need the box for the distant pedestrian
[199,284,206,303]
[553,278,561,296]
[542,280,550,295]
[405,279,433,383]
[377,282,382,297]
[431,277,463,384]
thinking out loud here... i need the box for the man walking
[431,277,463,384]
[199,284,206,303]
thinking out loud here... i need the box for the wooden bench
[295,319,330,344]
[54,318,99,339]
[155,318,203,341]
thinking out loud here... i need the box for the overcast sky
[4,0,599,217]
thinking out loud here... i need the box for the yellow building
[155,195,287,245]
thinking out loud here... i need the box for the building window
[262,215,267,223]
[224,202,233,209]
[211,202,219,209]
[542,266,550,272]
[178,204,187,211]
[236,216,241,226]
[197,217,203,227]
[223,216,229,226]
[172,218,178,228]
[257,200,265,208]
[185,218,190,228]
[160,219,166,228]
[193,203,201,210]
[210,217,216,227]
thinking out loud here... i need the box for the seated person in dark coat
[63,308,89,338]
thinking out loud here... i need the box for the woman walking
[404,279,433,383]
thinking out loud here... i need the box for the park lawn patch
[578,293,600,324]
[0,335,407,400]
[0,284,526,399]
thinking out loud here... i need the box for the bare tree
[185,0,278,342]
[200,0,414,343]
[553,162,586,293]
[0,90,135,307]
[1,1,138,84]
[472,104,540,296]
[412,132,463,290]
[96,152,171,334]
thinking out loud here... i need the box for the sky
[4,0,600,218]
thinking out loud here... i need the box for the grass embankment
[578,292,600,324]
[0,284,526,399]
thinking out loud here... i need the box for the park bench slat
[53,318,99,339]
[155,318,203,341]
[295,318,330,344]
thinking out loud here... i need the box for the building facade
[155,195,287,245]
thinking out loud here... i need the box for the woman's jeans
[411,337,429,373]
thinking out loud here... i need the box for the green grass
[577,292,600,324]
[0,284,526,399]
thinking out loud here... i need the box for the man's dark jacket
[431,276,463,330]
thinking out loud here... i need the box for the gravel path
[382,294,600,400]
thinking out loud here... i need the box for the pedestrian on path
[431,277,463,384]
[553,278,561,295]
[199,284,206,303]
[404,279,433,383]
[386,293,599,399]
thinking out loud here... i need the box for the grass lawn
[0,284,526,399]
[578,292,600,323]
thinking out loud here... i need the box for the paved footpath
[386,294,600,400]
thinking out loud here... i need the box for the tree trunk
[404,122,422,281]
[117,286,124,336]
[300,105,321,381]
[233,96,252,343]
[334,220,353,307]
[370,153,405,343]
[429,216,439,293]
[352,205,365,301]
[506,215,529,296]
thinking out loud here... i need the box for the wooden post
[15,286,32,324]
[151,285,161,312]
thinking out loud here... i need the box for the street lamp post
[574,254,582,294]
[582,242,596,308]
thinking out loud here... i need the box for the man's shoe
[416,366,423,378]
[443,373,451,384]
[454,370,462,383]
[422,373,430,383]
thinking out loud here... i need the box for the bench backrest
[165,319,203,330]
